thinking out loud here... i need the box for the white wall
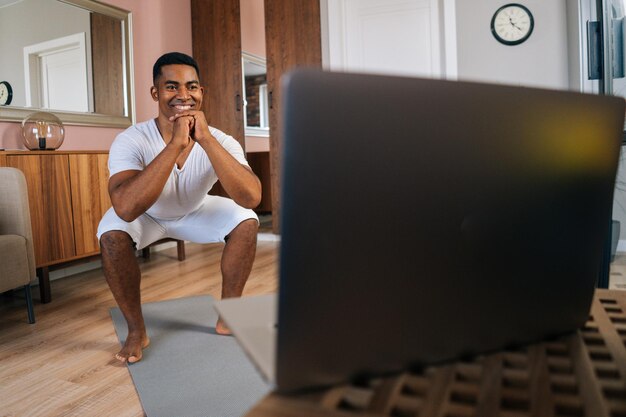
[240,0,266,57]
[325,0,576,87]
[451,0,570,90]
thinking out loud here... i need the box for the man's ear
[150,86,158,102]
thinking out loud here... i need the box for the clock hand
[508,18,523,31]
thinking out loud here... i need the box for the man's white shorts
[96,195,258,250]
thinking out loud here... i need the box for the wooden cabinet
[68,153,111,256]
[1,153,75,265]
[0,151,110,302]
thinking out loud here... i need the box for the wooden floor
[0,241,279,417]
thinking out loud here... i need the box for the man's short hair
[153,52,200,84]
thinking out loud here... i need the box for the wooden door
[69,153,111,256]
[191,0,244,145]
[265,0,322,233]
[5,154,75,266]
[191,0,244,198]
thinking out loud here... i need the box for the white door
[24,33,90,112]
[41,47,89,112]
[325,0,441,77]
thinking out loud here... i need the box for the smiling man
[97,52,261,363]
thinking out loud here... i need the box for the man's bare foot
[116,331,150,363]
[215,317,232,335]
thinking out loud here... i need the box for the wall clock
[491,3,534,46]
[0,81,12,106]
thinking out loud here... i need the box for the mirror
[242,52,269,137]
[0,0,134,127]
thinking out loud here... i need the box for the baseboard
[41,241,182,284]
[38,237,279,284]
[258,233,280,242]
[48,259,103,281]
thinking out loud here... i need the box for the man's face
[151,64,204,119]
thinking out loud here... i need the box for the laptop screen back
[277,69,625,392]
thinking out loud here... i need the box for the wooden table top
[245,289,626,417]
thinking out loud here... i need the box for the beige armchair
[0,167,36,323]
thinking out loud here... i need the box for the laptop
[215,69,625,393]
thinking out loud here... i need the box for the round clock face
[491,3,534,46]
[0,81,12,106]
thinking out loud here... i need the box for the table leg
[37,266,51,303]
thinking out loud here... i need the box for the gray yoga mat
[110,295,271,417]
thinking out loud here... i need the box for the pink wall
[240,0,266,57]
[0,0,192,151]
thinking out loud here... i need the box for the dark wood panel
[91,13,124,116]
[265,0,322,233]
[191,0,244,199]
[191,0,244,146]
[247,151,272,213]
[5,154,75,266]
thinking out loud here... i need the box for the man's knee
[226,218,258,242]
[100,230,135,252]
[238,218,259,235]
[240,218,259,231]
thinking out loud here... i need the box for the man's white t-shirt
[108,119,249,220]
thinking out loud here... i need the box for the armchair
[0,167,36,323]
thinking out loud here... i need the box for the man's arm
[196,138,262,209]
[109,117,193,222]
[171,112,262,209]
